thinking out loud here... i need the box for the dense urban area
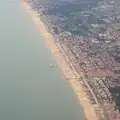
[25,0,120,119]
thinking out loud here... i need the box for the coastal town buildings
[25,0,120,119]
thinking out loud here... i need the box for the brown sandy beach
[21,1,99,120]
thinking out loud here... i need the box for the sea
[0,0,83,120]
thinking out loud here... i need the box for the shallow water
[0,1,83,120]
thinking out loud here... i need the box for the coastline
[21,1,99,120]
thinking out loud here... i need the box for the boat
[49,64,56,68]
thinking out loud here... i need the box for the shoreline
[21,1,99,120]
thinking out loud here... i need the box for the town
[25,0,120,120]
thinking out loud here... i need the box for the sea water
[0,0,83,120]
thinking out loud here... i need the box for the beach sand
[21,1,99,120]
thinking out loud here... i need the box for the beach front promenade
[21,1,99,120]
